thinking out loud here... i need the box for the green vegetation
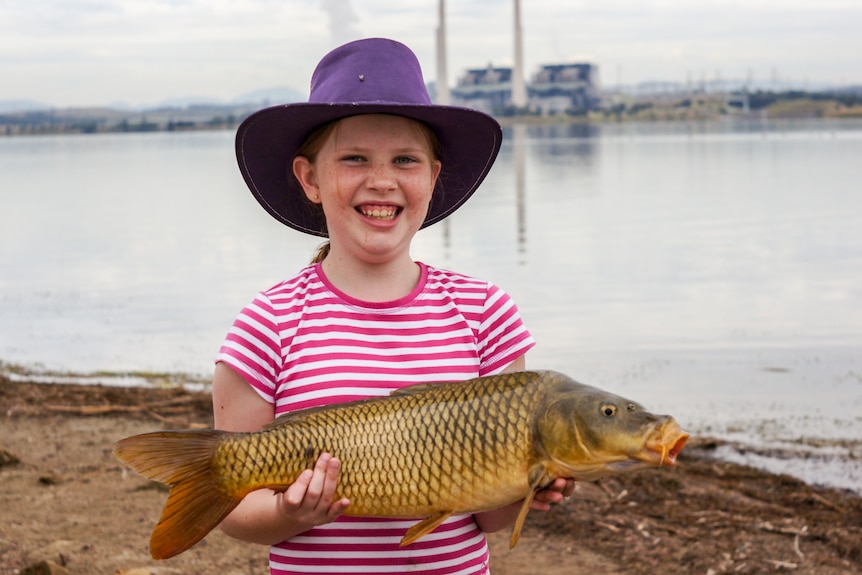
[748,90,860,110]
[592,89,862,123]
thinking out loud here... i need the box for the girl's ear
[293,156,321,203]
[431,159,442,187]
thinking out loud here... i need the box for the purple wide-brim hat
[235,38,503,237]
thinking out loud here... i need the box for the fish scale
[114,369,689,560]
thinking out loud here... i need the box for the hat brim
[235,103,502,237]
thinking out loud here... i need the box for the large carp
[114,370,688,559]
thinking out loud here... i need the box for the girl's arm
[211,362,349,545]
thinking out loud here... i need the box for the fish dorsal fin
[262,392,402,430]
[263,383,444,430]
[510,465,551,549]
[388,381,447,397]
[262,403,342,430]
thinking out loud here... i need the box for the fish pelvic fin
[400,511,454,547]
[510,466,551,549]
[114,430,240,560]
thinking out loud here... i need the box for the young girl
[213,37,574,574]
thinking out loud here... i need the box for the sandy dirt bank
[1,375,859,575]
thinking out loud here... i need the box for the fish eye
[600,403,617,417]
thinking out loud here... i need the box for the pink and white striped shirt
[217,262,535,575]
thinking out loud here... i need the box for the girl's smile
[358,204,399,221]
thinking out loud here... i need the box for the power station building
[449,66,514,115]
[450,62,600,116]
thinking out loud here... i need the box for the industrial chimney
[436,0,451,105]
[511,0,527,108]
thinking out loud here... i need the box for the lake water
[1,118,861,493]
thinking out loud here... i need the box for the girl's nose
[366,162,396,191]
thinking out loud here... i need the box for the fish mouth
[661,432,689,466]
[646,419,689,467]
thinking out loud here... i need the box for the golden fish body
[114,370,689,559]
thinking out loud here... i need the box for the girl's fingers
[319,456,341,503]
[530,478,576,511]
[326,497,351,522]
[555,478,575,498]
[305,453,333,507]
[281,453,340,512]
[283,469,314,508]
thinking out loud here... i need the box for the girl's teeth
[363,208,396,219]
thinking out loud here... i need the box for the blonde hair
[295,116,441,265]
[296,122,337,264]
[310,242,331,264]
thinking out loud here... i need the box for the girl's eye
[394,156,417,165]
[341,155,365,163]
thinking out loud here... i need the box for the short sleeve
[215,292,284,404]
[476,283,535,375]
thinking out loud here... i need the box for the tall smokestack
[436,0,451,105]
[511,0,527,108]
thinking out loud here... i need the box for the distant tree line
[3,90,860,136]
[1,109,247,136]
[746,90,860,110]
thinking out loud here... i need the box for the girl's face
[294,114,442,265]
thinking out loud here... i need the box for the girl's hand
[529,477,576,512]
[474,477,575,533]
[276,453,351,531]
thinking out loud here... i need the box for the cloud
[1,0,860,107]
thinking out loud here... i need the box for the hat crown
[309,38,432,106]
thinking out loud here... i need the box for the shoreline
[3,362,860,499]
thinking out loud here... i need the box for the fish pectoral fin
[510,466,551,549]
[400,511,453,546]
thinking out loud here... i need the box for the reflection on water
[514,124,527,257]
[1,119,861,490]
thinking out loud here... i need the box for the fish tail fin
[114,430,241,559]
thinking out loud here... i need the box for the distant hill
[151,96,226,109]
[232,86,307,106]
[0,85,307,116]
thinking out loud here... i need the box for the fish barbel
[114,370,689,559]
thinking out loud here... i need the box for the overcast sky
[2,0,861,108]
